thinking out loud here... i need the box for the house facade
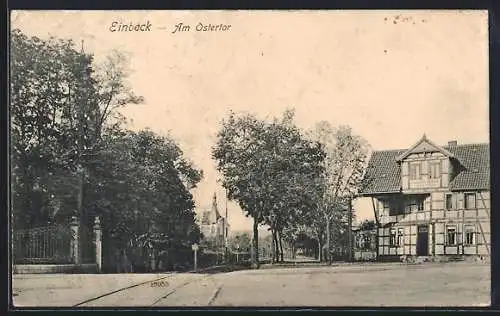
[360,135,490,260]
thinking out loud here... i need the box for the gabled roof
[361,142,489,195]
[395,134,454,162]
[361,149,406,195]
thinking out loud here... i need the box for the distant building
[360,135,490,260]
[200,193,229,243]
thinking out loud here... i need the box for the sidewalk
[12,273,174,307]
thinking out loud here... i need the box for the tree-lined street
[11,28,371,271]
[10,13,491,309]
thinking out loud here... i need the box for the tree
[10,30,144,229]
[229,232,252,252]
[10,29,202,271]
[86,130,203,270]
[359,219,376,231]
[306,122,369,264]
[212,109,324,267]
[10,29,98,228]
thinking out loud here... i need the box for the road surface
[13,261,490,307]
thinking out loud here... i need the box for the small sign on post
[192,243,199,271]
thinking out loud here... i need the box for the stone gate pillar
[94,216,102,272]
[70,216,80,264]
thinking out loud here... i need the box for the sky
[11,10,489,231]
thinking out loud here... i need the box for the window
[417,200,424,211]
[464,226,475,245]
[356,235,364,249]
[364,235,371,249]
[446,226,457,246]
[383,201,390,213]
[390,228,397,247]
[397,229,404,246]
[446,194,453,210]
[429,162,441,179]
[464,193,476,209]
[410,163,421,180]
[358,234,370,249]
[408,197,425,212]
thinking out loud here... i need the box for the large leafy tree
[212,109,324,267]
[11,29,145,227]
[229,232,252,252]
[86,130,202,269]
[10,29,202,270]
[10,29,96,227]
[306,122,369,263]
[262,111,325,263]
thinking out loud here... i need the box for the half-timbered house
[360,135,490,260]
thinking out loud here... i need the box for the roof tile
[361,143,489,195]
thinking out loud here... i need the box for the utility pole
[76,40,86,263]
[348,198,353,262]
[225,187,228,263]
[76,39,93,263]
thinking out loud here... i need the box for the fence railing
[13,224,73,264]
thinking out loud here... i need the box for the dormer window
[409,162,421,180]
[429,162,441,179]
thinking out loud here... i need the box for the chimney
[448,140,457,148]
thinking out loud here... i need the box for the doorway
[416,225,429,256]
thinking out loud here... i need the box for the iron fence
[13,224,73,264]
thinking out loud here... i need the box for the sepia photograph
[9,10,490,307]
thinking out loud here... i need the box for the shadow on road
[192,263,252,274]
[193,260,325,274]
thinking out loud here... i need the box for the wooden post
[478,192,490,255]
[461,208,465,255]
[93,216,102,273]
[371,197,379,260]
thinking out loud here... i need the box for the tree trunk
[77,166,85,262]
[273,229,279,263]
[252,217,259,269]
[270,228,275,263]
[326,219,331,265]
[278,231,284,262]
[318,240,322,262]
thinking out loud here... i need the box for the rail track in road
[149,274,219,306]
[73,273,178,307]
[73,272,223,307]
